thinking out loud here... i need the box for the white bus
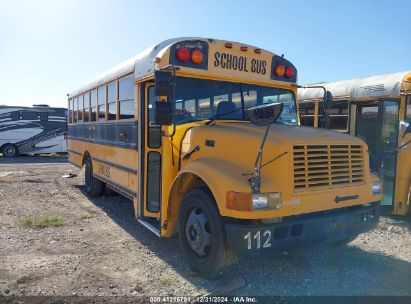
[0,105,67,157]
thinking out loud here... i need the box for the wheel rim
[4,146,15,156]
[185,207,211,257]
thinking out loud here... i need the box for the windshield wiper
[204,107,244,125]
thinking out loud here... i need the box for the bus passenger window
[83,92,90,122]
[213,94,228,114]
[298,101,315,127]
[119,75,134,119]
[78,95,83,122]
[73,97,78,122]
[356,105,378,153]
[107,81,117,120]
[325,100,348,131]
[198,98,211,118]
[11,111,20,121]
[243,90,257,108]
[97,86,106,121]
[68,98,72,123]
[22,111,38,120]
[39,112,48,121]
[184,100,196,117]
[90,89,97,122]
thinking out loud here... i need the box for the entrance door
[356,100,400,206]
[378,100,400,206]
[142,83,162,222]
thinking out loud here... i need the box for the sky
[0,0,410,108]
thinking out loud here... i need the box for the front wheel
[84,157,103,197]
[2,144,18,157]
[178,188,236,278]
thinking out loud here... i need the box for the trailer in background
[0,105,67,157]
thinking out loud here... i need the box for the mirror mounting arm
[249,124,271,193]
[299,85,332,128]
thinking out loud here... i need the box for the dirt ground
[0,157,411,299]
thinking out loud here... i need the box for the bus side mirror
[155,102,174,126]
[154,70,174,97]
[399,120,410,137]
[246,102,283,126]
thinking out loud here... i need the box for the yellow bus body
[67,38,381,276]
[298,71,411,215]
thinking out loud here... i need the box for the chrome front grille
[293,144,365,191]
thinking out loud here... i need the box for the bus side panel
[394,132,411,215]
[68,139,139,197]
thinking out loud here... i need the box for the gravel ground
[0,156,410,298]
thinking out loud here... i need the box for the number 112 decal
[244,230,272,250]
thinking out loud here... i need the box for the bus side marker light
[285,67,295,78]
[225,42,233,48]
[275,64,285,77]
[176,47,190,62]
[191,49,204,64]
[240,46,248,52]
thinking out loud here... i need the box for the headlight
[371,181,381,195]
[252,193,282,210]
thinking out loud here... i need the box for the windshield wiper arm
[204,107,244,125]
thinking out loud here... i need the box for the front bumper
[225,202,380,255]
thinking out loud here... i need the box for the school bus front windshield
[172,77,298,125]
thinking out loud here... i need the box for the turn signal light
[285,67,295,78]
[275,64,285,77]
[191,49,204,64]
[226,192,252,211]
[176,47,190,62]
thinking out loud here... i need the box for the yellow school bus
[298,71,411,216]
[67,37,381,277]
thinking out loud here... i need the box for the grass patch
[158,274,172,286]
[20,215,65,229]
[78,213,92,220]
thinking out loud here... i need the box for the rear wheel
[84,157,103,197]
[2,144,18,157]
[178,188,236,278]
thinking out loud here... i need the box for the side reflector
[226,191,252,211]
[176,47,190,62]
[191,49,204,64]
[285,67,295,78]
[275,64,285,77]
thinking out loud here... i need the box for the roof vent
[360,84,385,92]
[32,104,50,107]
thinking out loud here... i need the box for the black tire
[327,235,357,246]
[178,188,237,278]
[2,144,18,157]
[84,157,103,197]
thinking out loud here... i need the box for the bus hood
[200,122,365,147]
